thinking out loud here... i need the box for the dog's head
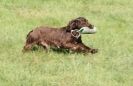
[66,17,96,34]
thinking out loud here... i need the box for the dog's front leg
[65,43,98,54]
[77,43,98,54]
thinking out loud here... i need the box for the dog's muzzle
[79,27,97,34]
[71,26,97,39]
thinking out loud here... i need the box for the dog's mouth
[78,27,97,34]
[71,26,97,38]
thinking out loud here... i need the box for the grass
[0,0,133,86]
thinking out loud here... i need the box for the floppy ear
[66,19,79,32]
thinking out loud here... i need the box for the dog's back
[23,26,73,51]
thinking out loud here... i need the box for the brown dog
[23,17,98,54]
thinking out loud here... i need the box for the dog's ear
[66,19,79,32]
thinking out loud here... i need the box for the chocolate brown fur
[23,17,98,54]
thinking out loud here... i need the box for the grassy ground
[0,0,133,86]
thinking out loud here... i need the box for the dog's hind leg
[40,41,49,51]
[22,36,37,52]
[23,44,32,51]
[22,42,35,52]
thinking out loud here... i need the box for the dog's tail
[22,30,34,52]
[26,30,33,39]
[26,30,35,44]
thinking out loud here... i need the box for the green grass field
[0,0,133,86]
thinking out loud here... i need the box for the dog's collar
[71,29,81,39]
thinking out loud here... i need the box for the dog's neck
[60,26,77,32]
[60,26,82,43]
[60,26,68,31]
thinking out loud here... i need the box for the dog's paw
[90,49,98,54]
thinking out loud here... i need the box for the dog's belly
[42,33,72,49]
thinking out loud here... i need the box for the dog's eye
[89,25,94,29]
[81,21,87,25]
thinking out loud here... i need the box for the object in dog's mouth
[79,26,97,34]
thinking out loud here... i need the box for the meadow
[0,0,133,86]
